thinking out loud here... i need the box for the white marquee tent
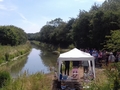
[57,48,95,80]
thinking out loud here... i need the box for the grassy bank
[0,41,53,90]
[0,41,31,65]
[0,57,53,90]
[0,72,53,90]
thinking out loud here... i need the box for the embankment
[0,41,31,65]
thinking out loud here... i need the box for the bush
[87,63,120,90]
[0,71,11,88]
[5,52,9,61]
[68,44,75,49]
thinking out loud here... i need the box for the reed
[0,55,53,90]
[86,63,120,90]
[85,69,109,90]
[0,41,31,64]
[1,72,53,90]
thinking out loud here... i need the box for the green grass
[0,72,53,90]
[0,41,31,64]
[0,55,53,90]
[85,63,120,90]
[85,69,109,90]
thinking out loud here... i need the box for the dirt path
[51,67,105,90]
[51,67,85,90]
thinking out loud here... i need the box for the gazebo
[57,48,95,81]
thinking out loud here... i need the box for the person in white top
[108,52,116,64]
[82,61,89,73]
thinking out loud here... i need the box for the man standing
[64,61,70,75]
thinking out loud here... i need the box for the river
[6,44,59,78]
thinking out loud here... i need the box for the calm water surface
[9,44,59,78]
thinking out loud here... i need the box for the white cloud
[18,12,27,21]
[17,12,40,33]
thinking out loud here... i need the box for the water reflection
[10,57,28,78]
[8,44,59,77]
[40,50,59,67]
[21,48,49,74]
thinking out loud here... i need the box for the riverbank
[0,41,117,90]
[0,42,55,90]
[0,72,54,90]
[30,40,71,55]
[0,41,31,65]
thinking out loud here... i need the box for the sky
[0,0,105,33]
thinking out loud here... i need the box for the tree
[73,10,91,48]
[104,30,120,52]
[0,25,27,46]
[46,18,64,27]
[39,25,55,43]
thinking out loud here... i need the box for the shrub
[68,44,75,49]
[5,52,9,61]
[87,63,120,90]
[0,71,11,88]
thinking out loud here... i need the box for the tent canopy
[57,48,95,80]
[58,48,94,61]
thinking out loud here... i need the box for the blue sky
[0,0,105,33]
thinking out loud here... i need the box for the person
[92,51,98,66]
[72,61,79,67]
[105,53,109,66]
[115,51,120,62]
[82,61,89,73]
[118,52,120,62]
[98,50,103,63]
[108,52,115,65]
[64,61,70,75]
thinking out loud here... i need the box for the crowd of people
[58,48,120,81]
[80,48,120,67]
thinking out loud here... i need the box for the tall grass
[85,63,120,90]
[85,69,109,90]
[0,72,53,90]
[0,56,53,90]
[0,41,31,64]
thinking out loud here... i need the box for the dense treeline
[28,0,120,51]
[27,32,40,41]
[0,25,27,46]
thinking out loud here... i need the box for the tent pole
[88,60,91,71]
[58,61,61,81]
[92,60,96,79]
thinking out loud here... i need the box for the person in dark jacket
[73,61,79,67]
[64,61,70,75]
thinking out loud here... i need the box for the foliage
[68,44,75,49]
[0,41,31,64]
[28,0,120,50]
[0,71,11,88]
[87,63,120,90]
[0,25,27,46]
[73,10,91,48]
[105,63,120,90]
[27,32,40,41]
[104,30,120,52]
[0,72,52,90]
[28,18,75,48]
